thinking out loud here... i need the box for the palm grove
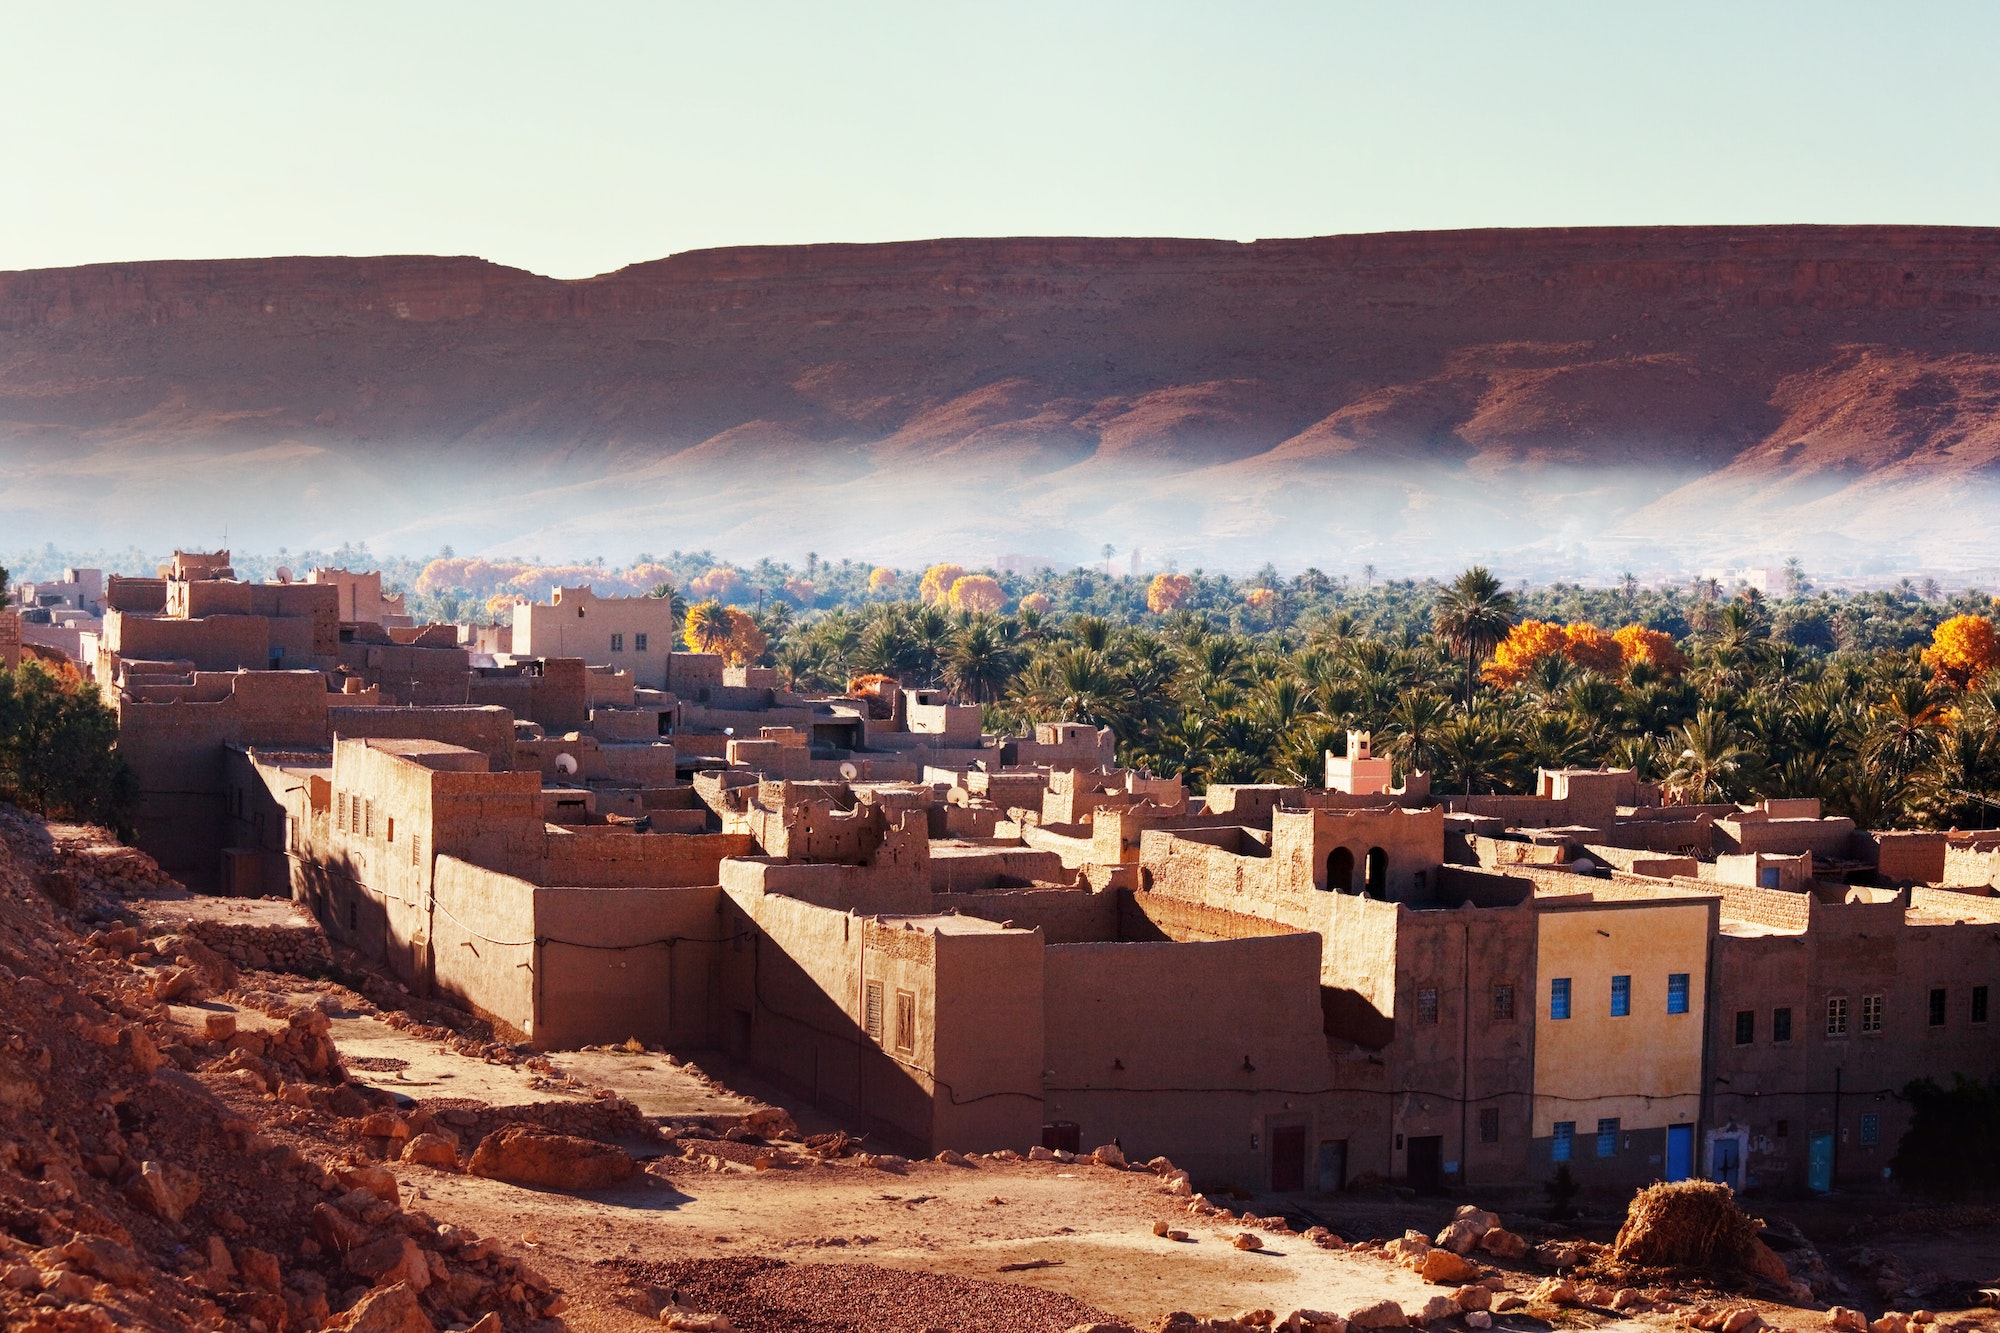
[671,561,2000,832]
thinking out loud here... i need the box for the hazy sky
[4,2,1998,278]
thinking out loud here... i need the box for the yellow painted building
[1531,891,1716,1182]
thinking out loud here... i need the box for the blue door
[1807,1133,1834,1192]
[1665,1124,1693,1182]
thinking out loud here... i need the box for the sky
[4,2,1999,279]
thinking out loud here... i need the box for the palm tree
[686,600,733,655]
[943,621,1020,705]
[1435,712,1516,796]
[1383,690,1450,779]
[1864,676,1945,783]
[1665,708,1746,804]
[1433,567,1517,714]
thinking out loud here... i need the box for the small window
[1479,1107,1500,1143]
[864,981,883,1041]
[1552,1121,1574,1162]
[1860,1113,1880,1147]
[635,633,648,652]
[1596,1117,1619,1157]
[894,989,916,1053]
[1666,973,1690,1015]
[1734,1010,1755,1046]
[1929,987,1947,1028]
[1862,994,1884,1034]
[610,633,625,652]
[1773,1007,1793,1042]
[1827,996,1849,1036]
[1775,1118,1789,1139]
[386,816,395,843]
[363,799,374,839]
[1417,987,1439,1024]
[1975,987,1990,1024]
[336,793,345,832]
[1550,978,1572,1021]
[1610,975,1631,1018]
[1492,984,1515,1021]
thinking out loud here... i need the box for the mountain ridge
[5,226,2000,574]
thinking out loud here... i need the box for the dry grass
[1610,1180,1763,1272]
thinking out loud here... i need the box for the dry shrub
[1611,1179,1763,1272]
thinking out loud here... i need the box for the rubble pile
[0,807,566,1332]
[1591,1180,1795,1294]
[173,916,334,976]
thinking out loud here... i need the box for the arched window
[1326,847,1354,893]
[1364,847,1388,896]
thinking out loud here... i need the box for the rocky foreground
[0,804,1991,1333]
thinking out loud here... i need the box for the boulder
[1530,1279,1578,1307]
[359,1112,410,1141]
[337,1163,400,1205]
[150,966,202,1003]
[345,1235,430,1293]
[1409,1296,1457,1325]
[203,1012,237,1042]
[401,1133,460,1170]
[1419,1249,1479,1285]
[468,1123,636,1191]
[311,1202,372,1253]
[1478,1228,1527,1259]
[126,1159,201,1222]
[1827,1309,1870,1333]
[1233,1232,1263,1251]
[123,1027,165,1077]
[1284,1313,1346,1333]
[1452,1284,1491,1312]
[237,1246,283,1293]
[1465,1314,1492,1330]
[1721,1309,1763,1333]
[1346,1301,1406,1330]
[329,1281,435,1333]
[1092,1143,1127,1167]
[59,1234,145,1286]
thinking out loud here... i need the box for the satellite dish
[274,566,293,583]
[554,753,578,776]
[723,727,735,737]
[1572,856,1597,875]
[840,762,859,780]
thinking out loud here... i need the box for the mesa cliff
[5,227,2000,572]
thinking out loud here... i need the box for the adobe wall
[936,886,1118,943]
[1715,815,1855,860]
[931,927,1045,1150]
[1942,844,2000,889]
[1271,806,1447,902]
[532,884,722,1048]
[928,845,1067,892]
[1041,932,1332,1190]
[1117,890,1301,944]
[1855,830,1947,883]
[105,576,168,614]
[106,609,275,672]
[117,670,334,882]
[537,829,754,888]
[718,856,932,916]
[429,857,540,1038]
[330,704,515,771]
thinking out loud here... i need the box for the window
[336,793,346,832]
[1492,984,1515,1022]
[1417,987,1439,1024]
[635,633,649,652]
[1773,1007,1793,1043]
[386,816,395,843]
[894,990,916,1053]
[1610,975,1631,1018]
[411,834,422,868]
[1734,1010,1755,1046]
[1860,1113,1880,1147]
[1862,994,1883,1034]
[1827,996,1849,1036]
[1775,1118,1789,1139]
[1976,986,1990,1024]
[363,799,374,839]
[610,632,625,652]
[1552,1121,1574,1162]
[1550,978,1571,1021]
[1666,973,1690,1015]
[1597,1117,1620,1158]
[864,982,883,1041]
[1929,988,1947,1028]
[1479,1107,1500,1143]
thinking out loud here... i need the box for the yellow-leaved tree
[947,575,1006,614]
[1923,614,2000,690]
[1482,619,1567,687]
[1147,573,1193,614]
[1562,622,1624,675]
[868,567,897,592]
[683,600,734,655]
[1612,624,1687,675]
[919,564,966,605]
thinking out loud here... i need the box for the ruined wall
[934,886,1119,943]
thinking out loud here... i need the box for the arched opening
[1364,847,1388,897]
[1325,847,1354,893]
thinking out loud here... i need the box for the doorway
[1270,1125,1307,1192]
[1710,1135,1742,1189]
[1316,1139,1348,1193]
[1407,1135,1445,1194]
[1326,848,1354,893]
[1665,1124,1693,1182]
[1041,1121,1081,1153]
[1364,847,1388,896]
[1807,1133,1834,1193]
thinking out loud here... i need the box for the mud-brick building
[1704,881,2000,1192]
